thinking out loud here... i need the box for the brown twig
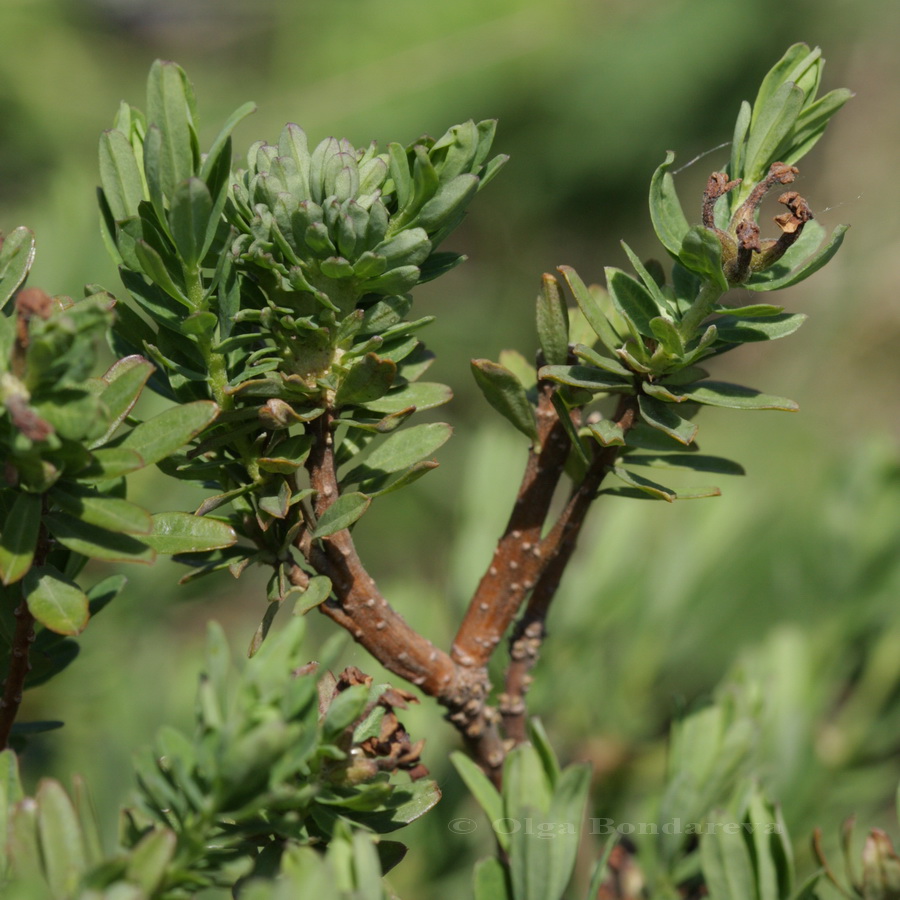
[0,513,50,750]
[303,411,462,692]
[451,380,571,671]
[501,397,637,744]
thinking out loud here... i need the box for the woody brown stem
[303,410,465,697]
[0,511,50,750]
[451,381,571,671]
[501,397,637,745]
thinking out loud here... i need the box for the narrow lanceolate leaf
[142,512,237,554]
[474,857,512,900]
[637,395,698,445]
[44,513,156,564]
[612,465,677,502]
[0,226,36,311]
[99,129,144,221]
[589,421,625,447]
[125,827,177,895]
[50,488,153,535]
[747,224,849,292]
[293,575,332,615]
[649,151,690,258]
[81,447,147,481]
[168,177,213,270]
[743,81,805,185]
[536,273,570,366]
[92,355,155,447]
[451,751,506,851]
[701,819,758,900]
[539,364,632,394]
[344,422,452,484]
[649,315,684,356]
[312,492,371,539]
[23,566,90,635]
[36,779,89,896]
[625,454,745,476]
[334,353,397,407]
[0,492,41,585]
[471,359,538,441]
[714,313,806,343]
[606,267,662,337]
[360,382,452,414]
[134,240,192,308]
[145,60,195,200]
[544,763,592,900]
[119,400,219,466]
[662,381,799,411]
[621,241,670,311]
[679,226,727,290]
[558,265,621,352]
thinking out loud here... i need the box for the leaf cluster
[96,61,507,628]
[0,619,437,898]
[472,44,849,501]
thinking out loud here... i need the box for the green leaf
[611,465,676,502]
[142,512,237,554]
[312,492,371,539]
[558,265,621,351]
[537,273,570,366]
[649,314,684,356]
[714,313,806,343]
[649,151,691,257]
[360,382,452,414]
[626,395,698,446]
[0,492,41,586]
[451,751,506,850]
[24,566,90,635]
[679,226,727,290]
[0,227,36,311]
[81,447,147,481]
[134,240,192,308]
[620,241,671,312]
[293,575,332,615]
[606,267,662,337]
[119,400,219,466]
[471,359,538,441]
[539,364,632,394]
[91,355,155,447]
[625,454,745,475]
[743,82,805,185]
[663,381,799,411]
[36,779,88,896]
[475,857,512,900]
[711,303,784,317]
[335,353,397,407]
[344,422,452,484]
[50,488,152,535]
[353,778,443,833]
[44,513,155,564]
[589,420,625,447]
[146,60,195,200]
[99,129,144,221]
[125,827,177,894]
[544,763,592,900]
[701,814,758,900]
[168,177,213,270]
[573,343,631,378]
[747,224,849,292]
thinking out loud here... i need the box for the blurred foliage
[1,0,899,898]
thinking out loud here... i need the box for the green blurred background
[3,0,900,895]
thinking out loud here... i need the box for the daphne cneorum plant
[0,42,871,900]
